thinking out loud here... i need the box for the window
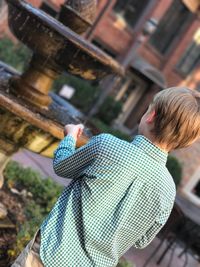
[193,180,200,198]
[150,0,193,55]
[40,2,57,17]
[177,30,200,76]
[113,0,150,28]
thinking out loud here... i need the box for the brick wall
[0,4,15,40]
[92,0,133,55]
[161,19,200,88]
[92,0,200,90]
[93,14,133,55]
[137,0,200,89]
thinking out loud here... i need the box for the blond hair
[150,87,200,150]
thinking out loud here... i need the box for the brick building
[1,0,200,205]
[87,0,200,132]
[88,0,200,206]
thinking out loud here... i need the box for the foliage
[166,155,182,188]
[71,81,100,113]
[55,76,123,124]
[10,221,39,257]
[4,161,62,213]
[91,118,132,142]
[53,73,76,92]
[97,96,123,125]
[4,161,63,258]
[53,73,100,112]
[0,38,31,72]
[54,74,122,123]
[117,258,133,267]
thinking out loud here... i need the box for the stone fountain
[0,0,124,223]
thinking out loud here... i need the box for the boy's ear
[146,110,156,123]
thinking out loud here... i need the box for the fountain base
[0,61,90,158]
[9,55,61,109]
[10,76,52,109]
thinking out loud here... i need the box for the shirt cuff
[62,134,76,147]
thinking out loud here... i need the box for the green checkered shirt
[40,134,176,267]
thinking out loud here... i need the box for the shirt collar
[131,135,168,165]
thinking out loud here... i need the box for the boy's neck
[140,130,169,153]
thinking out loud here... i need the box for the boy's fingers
[64,124,84,138]
[78,127,84,138]
[78,124,84,130]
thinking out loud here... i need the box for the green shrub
[0,38,31,72]
[71,82,100,113]
[4,161,63,212]
[53,73,100,112]
[54,74,123,122]
[91,118,132,142]
[25,200,45,224]
[4,160,63,258]
[166,155,182,188]
[8,218,42,258]
[97,96,123,125]
[117,258,133,267]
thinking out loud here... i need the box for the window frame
[113,0,150,29]
[176,34,200,77]
[149,0,194,56]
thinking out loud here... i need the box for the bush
[91,118,132,142]
[97,96,123,125]
[166,155,182,188]
[0,38,31,72]
[4,161,63,258]
[54,74,122,123]
[71,81,100,113]
[53,73,100,112]
[117,258,133,267]
[4,161,62,213]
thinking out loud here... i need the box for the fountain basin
[7,0,125,80]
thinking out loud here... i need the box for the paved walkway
[12,149,199,267]
[12,149,70,187]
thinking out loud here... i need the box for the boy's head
[138,87,200,151]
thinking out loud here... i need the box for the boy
[12,87,200,267]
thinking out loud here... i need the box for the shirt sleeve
[53,134,102,179]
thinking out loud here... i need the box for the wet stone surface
[0,64,81,127]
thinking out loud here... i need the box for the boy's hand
[64,124,84,142]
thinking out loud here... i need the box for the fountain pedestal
[10,56,60,108]
[6,0,124,109]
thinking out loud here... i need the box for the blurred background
[0,0,200,266]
